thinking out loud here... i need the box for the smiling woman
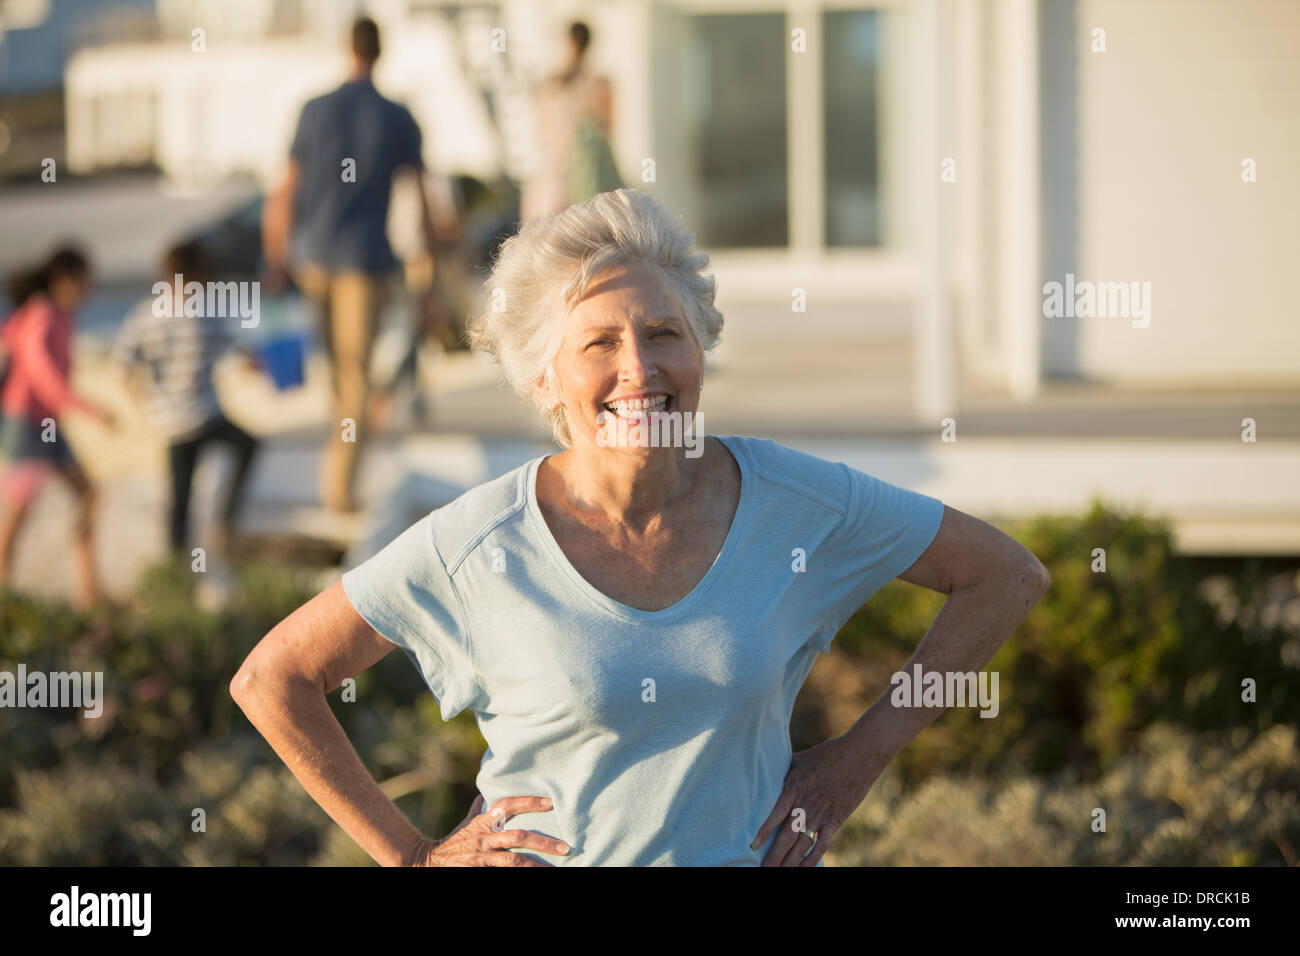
[231,188,1051,867]
[468,189,722,450]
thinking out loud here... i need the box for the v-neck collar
[524,435,754,623]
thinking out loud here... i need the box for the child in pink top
[0,246,115,609]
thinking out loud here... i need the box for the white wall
[66,40,345,184]
[1046,0,1300,385]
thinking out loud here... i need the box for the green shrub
[802,499,1299,784]
[0,558,485,864]
[2,501,1295,865]
[826,723,1299,866]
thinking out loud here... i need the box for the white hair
[466,188,724,448]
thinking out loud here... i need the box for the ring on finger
[792,820,818,845]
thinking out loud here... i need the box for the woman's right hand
[407,795,570,867]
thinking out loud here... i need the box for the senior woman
[231,188,1050,867]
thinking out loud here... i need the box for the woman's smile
[601,391,672,420]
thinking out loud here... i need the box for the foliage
[1,501,1295,864]
[0,560,484,865]
[798,499,1299,784]
[826,723,1299,866]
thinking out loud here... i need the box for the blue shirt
[341,435,944,865]
[288,78,423,274]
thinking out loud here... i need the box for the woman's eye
[585,330,673,348]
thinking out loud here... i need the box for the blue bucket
[259,332,306,390]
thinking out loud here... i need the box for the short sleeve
[809,464,945,654]
[397,108,424,171]
[341,513,481,720]
[289,101,314,162]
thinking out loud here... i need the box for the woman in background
[0,246,115,609]
[521,20,623,223]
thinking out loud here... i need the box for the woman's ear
[533,372,557,410]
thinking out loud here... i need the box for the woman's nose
[617,337,653,380]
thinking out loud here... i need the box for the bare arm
[753,503,1049,865]
[841,505,1050,772]
[404,172,440,292]
[232,580,569,867]
[230,580,425,867]
[260,159,299,282]
[594,77,613,136]
[412,172,439,254]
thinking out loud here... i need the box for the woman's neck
[549,444,702,530]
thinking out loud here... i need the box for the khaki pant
[294,264,392,512]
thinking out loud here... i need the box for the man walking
[262,16,440,513]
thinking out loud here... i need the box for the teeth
[605,395,669,413]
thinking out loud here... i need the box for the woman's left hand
[751,734,882,866]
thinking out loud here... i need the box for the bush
[2,502,1295,864]
[798,499,1300,784]
[826,723,1299,866]
[0,558,485,865]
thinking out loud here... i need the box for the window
[683,13,788,247]
[823,9,882,246]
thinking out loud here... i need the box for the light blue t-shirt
[341,435,944,866]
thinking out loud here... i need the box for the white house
[61,0,1300,419]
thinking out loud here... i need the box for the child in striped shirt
[113,241,260,559]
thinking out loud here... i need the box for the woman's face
[49,269,92,313]
[539,259,703,452]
